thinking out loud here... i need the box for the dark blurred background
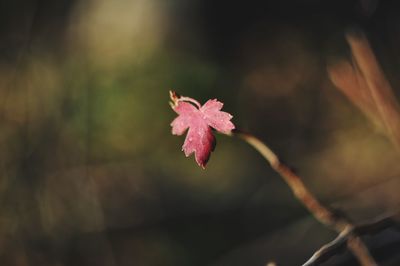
[0,0,400,265]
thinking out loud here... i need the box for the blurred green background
[0,0,400,265]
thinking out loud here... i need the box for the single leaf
[170,91,235,168]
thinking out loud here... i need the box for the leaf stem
[169,90,202,109]
[233,129,378,266]
[178,96,202,109]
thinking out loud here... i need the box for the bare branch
[234,130,378,266]
[304,211,400,265]
[303,226,352,266]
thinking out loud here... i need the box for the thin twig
[234,130,377,266]
[326,29,400,263]
[303,211,399,265]
[303,226,352,266]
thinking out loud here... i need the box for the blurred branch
[329,30,400,149]
[301,29,400,265]
[234,130,377,266]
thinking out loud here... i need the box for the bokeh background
[0,0,400,265]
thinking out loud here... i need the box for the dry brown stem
[304,211,399,265]
[234,130,377,266]
[326,29,400,263]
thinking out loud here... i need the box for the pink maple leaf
[169,91,235,168]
